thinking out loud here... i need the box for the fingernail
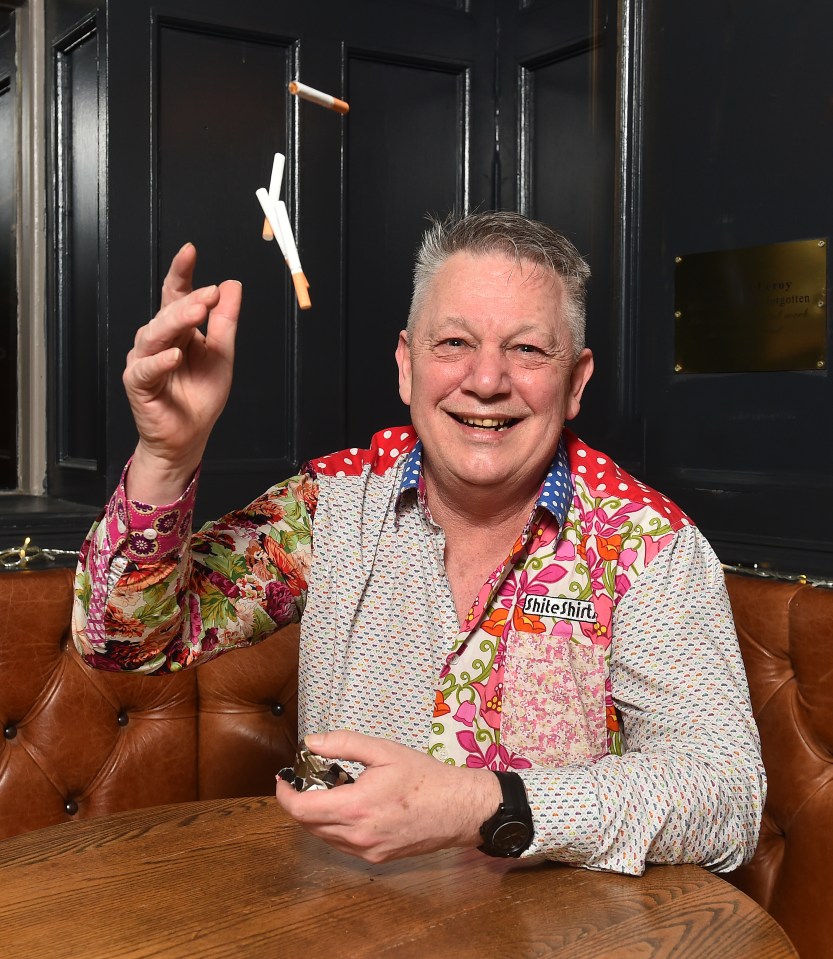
[178,241,193,254]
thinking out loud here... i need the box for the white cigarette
[256,188,286,257]
[268,153,285,204]
[257,190,311,310]
[261,153,286,240]
[275,201,311,310]
[288,80,349,115]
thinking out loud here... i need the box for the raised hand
[123,243,242,504]
[275,731,501,863]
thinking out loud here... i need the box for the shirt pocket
[501,626,608,767]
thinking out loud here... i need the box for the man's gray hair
[407,210,591,357]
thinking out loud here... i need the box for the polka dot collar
[397,436,574,527]
[398,442,424,496]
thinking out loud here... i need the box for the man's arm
[123,242,240,505]
[518,525,766,874]
[73,469,316,674]
[73,242,307,673]
[275,527,764,871]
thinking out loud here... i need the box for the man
[73,211,765,871]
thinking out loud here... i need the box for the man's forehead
[412,251,566,332]
[437,249,561,285]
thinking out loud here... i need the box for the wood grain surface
[0,797,798,959]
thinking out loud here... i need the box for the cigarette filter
[288,80,349,115]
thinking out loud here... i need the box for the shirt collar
[396,435,573,526]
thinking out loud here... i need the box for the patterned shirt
[73,426,765,875]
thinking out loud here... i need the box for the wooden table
[0,796,797,959]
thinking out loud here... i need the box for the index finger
[305,730,389,766]
[131,284,219,360]
[160,242,197,309]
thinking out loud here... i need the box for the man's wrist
[477,771,534,858]
[127,441,203,506]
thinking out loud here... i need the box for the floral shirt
[73,426,765,875]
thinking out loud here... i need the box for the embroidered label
[522,595,597,622]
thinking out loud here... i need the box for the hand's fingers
[132,285,218,359]
[275,778,352,827]
[160,242,197,309]
[123,346,182,395]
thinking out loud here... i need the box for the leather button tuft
[117,711,129,727]
[65,799,78,815]
[271,703,284,717]
[3,723,17,740]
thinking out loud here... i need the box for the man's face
[396,250,594,502]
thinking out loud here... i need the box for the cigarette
[275,201,312,310]
[257,189,312,311]
[292,272,311,310]
[268,153,286,203]
[288,80,349,115]
[261,153,286,241]
[256,188,286,257]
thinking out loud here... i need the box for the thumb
[205,279,242,358]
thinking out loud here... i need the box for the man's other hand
[275,731,502,863]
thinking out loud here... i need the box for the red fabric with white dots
[564,430,690,527]
[310,426,419,478]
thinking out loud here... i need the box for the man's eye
[516,344,543,354]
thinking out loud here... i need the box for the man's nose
[460,346,511,398]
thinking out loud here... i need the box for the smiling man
[73,211,765,873]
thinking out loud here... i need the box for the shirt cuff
[104,460,199,562]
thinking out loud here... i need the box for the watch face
[493,820,531,854]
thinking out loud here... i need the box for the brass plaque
[674,238,827,373]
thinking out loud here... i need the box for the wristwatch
[478,770,534,857]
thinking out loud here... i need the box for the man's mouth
[451,414,519,432]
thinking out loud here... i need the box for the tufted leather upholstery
[724,572,833,959]
[2,566,830,956]
[0,567,298,839]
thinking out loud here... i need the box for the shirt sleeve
[72,462,319,674]
[517,524,766,875]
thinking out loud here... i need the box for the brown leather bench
[1,566,830,957]
[0,567,299,838]
[724,573,833,959]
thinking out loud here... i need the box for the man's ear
[565,349,594,422]
[396,331,412,406]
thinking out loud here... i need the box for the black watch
[478,770,534,858]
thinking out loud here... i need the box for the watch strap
[478,770,534,858]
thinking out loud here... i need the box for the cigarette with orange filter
[256,188,285,256]
[255,189,311,311]
[288,80,349,115]
[261,152,286,241]
[275,200,311,310]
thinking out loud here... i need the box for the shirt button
[143,528,158,541]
